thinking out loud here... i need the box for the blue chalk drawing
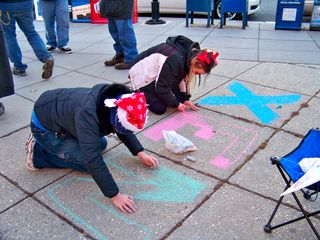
[198,82,301,124]
[108,159,206,202]
[48,152,207,240]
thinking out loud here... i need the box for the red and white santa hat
[104,92,148,133]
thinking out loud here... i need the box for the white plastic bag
[162,130,197,154]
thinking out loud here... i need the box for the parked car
[138,0,261,19]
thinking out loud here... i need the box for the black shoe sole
[42,59,54,79]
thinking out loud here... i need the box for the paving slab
[0,128,72,193]
[196,80,306,127]
[190,74,231,100]
[212,60,259,79]
[208,25,259,39]
[260,30,313,41]
[134,18,182,35]
[16,71,111,102]
[0,198,87,240]
[164,21,215,37]
[259,39,320,51]
[259,49,320,65]
[51,53,107,71]
[297,64,320,70]
[229,131,318,212]
[78,42,115,55]
[201,36,258,49]
[0,95,34,137]
[11,61,70,90]
[76,60,131,84]
[0,176,26,213]
[139,109,273,179]
[283,97,320,135]
[237,62,320,96]
[216,47,258,61]
[35,145,218,240]
[167,184,320,240]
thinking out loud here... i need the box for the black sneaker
[47,46,56,52]
[42,59,54,79]
[13,67,27,76]
[59,46,72,54]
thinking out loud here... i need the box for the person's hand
[184,100,199,111]
[178,103,187,112]
[111,193,137,213]
[137,151,159,169]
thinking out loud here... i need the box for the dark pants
[31,122,107,172]
[0,24,14,99]
[140,83,183,115]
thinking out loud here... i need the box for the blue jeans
[108,18,138,64]
[0,9,52,71]
[39,0,70,48]
[30,122,108,172]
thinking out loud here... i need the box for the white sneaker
[59,46,72,54]
[25,134,39,171]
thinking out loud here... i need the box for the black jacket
[133,35,200,107]
[33,84,144,198]
[100,0,134,19]
[0,24,14,98]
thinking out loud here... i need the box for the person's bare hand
[111,193,137,213]
[178,103,186,112]
[184,100,199,111]
[137,151,159,169]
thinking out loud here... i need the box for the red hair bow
[197,51,220,66]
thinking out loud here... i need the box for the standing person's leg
[55,0,71,51]
[15,10,54,79]
[114,18,137,69]
[40,0,57,50]
[0,11,27,75]
[104,18,124,66]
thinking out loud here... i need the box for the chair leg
[220,13,223,28]
[291,192,320,239]
[207,12,210,27]
[264,194,285,232]
[186,11,189,27]
[211,10,214,25]
[191,11,194,24]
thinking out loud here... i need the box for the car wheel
[215,0,238,20]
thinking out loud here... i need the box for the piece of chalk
[185,156,196,162]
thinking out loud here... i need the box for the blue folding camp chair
[264,128,320,239]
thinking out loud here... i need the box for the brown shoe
[42,59,54,80]
[115,62,132,70]
[104,54,124,66]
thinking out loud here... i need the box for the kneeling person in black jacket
[25,83,158,213]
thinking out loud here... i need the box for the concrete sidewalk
[0,17,320,240]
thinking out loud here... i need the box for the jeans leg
[15,10,53,62]
[55,0,70,48]
[0,11,27,70]
[31,122,108,172]
[108,18,123,55]
[39,0,57,47]
[115,19,138,64]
